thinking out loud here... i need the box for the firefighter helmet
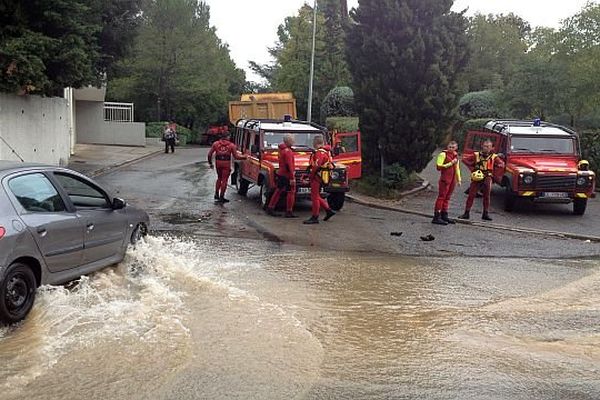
[578,160,590,171]
[471,170,485,182]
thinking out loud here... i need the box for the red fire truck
[231,117,361,211]
[464,119,596,215]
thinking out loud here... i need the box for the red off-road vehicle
[464,120,596,215]
[231,118,361,211]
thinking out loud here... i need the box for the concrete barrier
[0,93,70,165]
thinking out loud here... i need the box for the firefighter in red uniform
[266,134,298,218]
[303,135,336,225]
[432,141,462,225]
[208,132,246,203]
[459,139,504,221]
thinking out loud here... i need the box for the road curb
[346,194,600,243]
[87,149,163,178]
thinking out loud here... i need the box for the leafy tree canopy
[0,0,141,95]
[347,0,469,173]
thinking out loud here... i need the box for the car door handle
[37,227,47,237]
[86,223,95,231]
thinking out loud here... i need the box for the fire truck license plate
[542,192,569,198]
[298,187,311,194]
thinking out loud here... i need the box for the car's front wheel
[260,182,272,210]
[573,198,587,215]
[0,263,37,324]
[130,223,147,245]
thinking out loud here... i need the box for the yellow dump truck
[228,93,297,125]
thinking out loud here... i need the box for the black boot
[432,211,448,225]
[266,208,280,217]
[441,211,455,224]
[219,196,230,203]
[482,211,492,221]
[458,210,470,220]
[214,192,220,200]
[303,216,319,225]
[284,212,298,218]
[323,209,336,221]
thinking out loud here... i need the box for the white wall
[0,93,70,165]
[76,100,146,146]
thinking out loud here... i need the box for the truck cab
[231,118,361,211]
[464,120,596,215]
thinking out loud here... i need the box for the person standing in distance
[208,132,246,203]
[303,135,336,225]
[266,134,298,218]
[459,139,504,221]
[432,141,462,225]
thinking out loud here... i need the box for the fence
[104,102,134,122]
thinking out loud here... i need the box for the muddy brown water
[0,236,598,399]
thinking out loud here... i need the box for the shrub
[326,117,359,132]
[320,86,356,123]
[580,129,600,179]
[459,90,499,119]
[145,121,193,145]
[353,163,418,198]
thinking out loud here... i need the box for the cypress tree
[347,0,469,173]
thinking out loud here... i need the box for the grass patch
[351,163,420,199]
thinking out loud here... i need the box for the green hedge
[145,122,194,145]
[459,90,500,119]
[326,117,359,132]
[580,129,600,178]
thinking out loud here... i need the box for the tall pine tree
[347,0,469,173]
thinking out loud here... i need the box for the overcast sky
[204,0,595,82]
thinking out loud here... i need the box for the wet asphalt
[96,147,600,260]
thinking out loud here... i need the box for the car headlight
[331,171,340,180]
[523,175,534,185]
[577,176,591,186]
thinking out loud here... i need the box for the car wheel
[327,192,345,211]
[573,198,587,215]
[130,223,147,245]
[504,185,517,212]
[0,263,37,324]
[260,182,272,210]
[237,170,250,196]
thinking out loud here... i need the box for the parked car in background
[463,120,596,215]
[0,162,149,324]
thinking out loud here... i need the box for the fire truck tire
[260,182,273,210]
[236,170,250,196]
[327,192,345,211]
[573,198,587,215]
[504,186,517,212]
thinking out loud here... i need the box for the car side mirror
[112,198,126,210]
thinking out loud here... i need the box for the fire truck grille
[535,175,576,191]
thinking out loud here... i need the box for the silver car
[0,162,149,324]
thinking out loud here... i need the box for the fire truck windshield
[263,131,324,149]
[510,136,575,154]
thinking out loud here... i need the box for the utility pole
[307,0,317,123]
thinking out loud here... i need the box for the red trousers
[310,179,330,217]
[215,167,231,197]
[465,177,492,212]
[268,183,296,212]
[434,178,456,212]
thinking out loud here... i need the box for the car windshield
[510,136,575,154]
[263,131,324,150]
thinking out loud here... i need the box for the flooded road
[1,235,598,399]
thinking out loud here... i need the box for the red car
[231,118,361,211]
[464,120,596,215]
